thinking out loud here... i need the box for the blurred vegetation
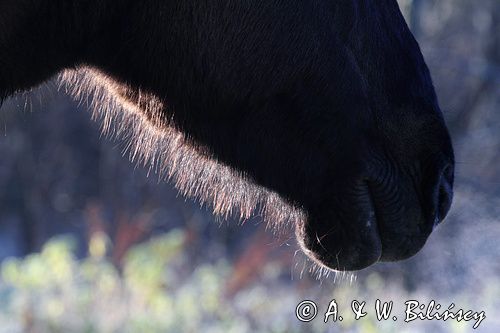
[0,230,497,333]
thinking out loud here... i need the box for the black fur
[0,0,454,271]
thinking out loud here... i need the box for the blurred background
[0,0,498,332]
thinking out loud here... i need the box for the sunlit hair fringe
[59,67,305,236]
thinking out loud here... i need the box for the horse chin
[295,208,383,271]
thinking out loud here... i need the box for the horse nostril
[435,164,454,226]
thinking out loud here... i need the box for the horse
[0,0,454,271]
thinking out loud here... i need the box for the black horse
[0,0,454,271]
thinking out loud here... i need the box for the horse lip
[368,181,434,263]
[321,208,382,271]
[296,185,383,271]
[366,182,396,262]
[366,182,382,235]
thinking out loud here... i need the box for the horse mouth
[295,182,439,271]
